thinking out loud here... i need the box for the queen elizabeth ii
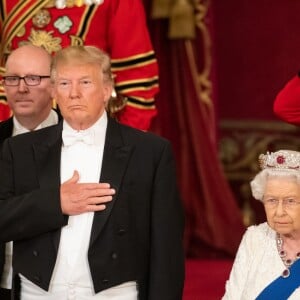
[223,149,300,300]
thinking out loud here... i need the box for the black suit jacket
[0,116,185,299]
[0,117,13,284]
[0,111,62,286]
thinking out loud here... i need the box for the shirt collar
[13,109,59,136]
[62,111,107,146]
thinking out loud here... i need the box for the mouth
[275,221,290,226]
[68,105,86,110]
[16,99,32,103]
[15,100,33,107]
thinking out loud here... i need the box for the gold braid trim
[0,1,51,66]
[75,4,98,42]
[111,51,157,72]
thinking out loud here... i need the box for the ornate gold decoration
[45,0,84,7]
[168,0,195,39]
[70,35,84,46]
[45,0,102,8]
[184,0,213,127]
[28,29,62,53]
[32,9,51,28]
[151,0,173,18]
[45,0,58,7]
[74,0,85,6]
[16,27,26,38]
[0,1,48,67]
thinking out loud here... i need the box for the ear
[103,83,113,104]
[50,85,59,105]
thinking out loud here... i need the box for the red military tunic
[0,0,159,130]
[273,75,300,125]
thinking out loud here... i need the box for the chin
[16,109,34,116]
[275,226,293,235]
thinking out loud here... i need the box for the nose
[17,78,29,92]
[274,201,286,216]
[69,82,80,99]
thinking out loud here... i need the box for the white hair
[250,169,300,201]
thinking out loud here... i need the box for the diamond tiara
[258,150,300,170]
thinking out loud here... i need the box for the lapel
[89,118,134,246]
[32,122,63,251]
[33,123,62,189]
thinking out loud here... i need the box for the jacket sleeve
[0,139,67,242]
[107,0,159,130]
[273,75,300,125]
[148,141,185,299]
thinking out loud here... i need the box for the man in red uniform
[273,74,300,125]
[0,0,159,130]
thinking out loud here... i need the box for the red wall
[211,1,300,120]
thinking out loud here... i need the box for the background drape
[144,0,245,257]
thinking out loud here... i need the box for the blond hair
[51,45,113,85]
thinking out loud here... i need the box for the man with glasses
[0,44,59,299]
[3,75,52,87]
[0,0,159,131]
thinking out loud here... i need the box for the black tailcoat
[0,116,185,299]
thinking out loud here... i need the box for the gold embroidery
[44,0,57,8]
[32,9,51,28]
[0,1,50,67]
[45,0,85,8]
[66,0,75,7]
[70,35,84,46]
[16,27,26,37]
[74,0,85,6]
[28,29,62,53]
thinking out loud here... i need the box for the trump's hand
[60,170,115,215]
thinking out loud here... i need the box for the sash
[256,259,300,300]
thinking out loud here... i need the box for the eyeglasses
[263,198,300,209]
[2,75,51,86]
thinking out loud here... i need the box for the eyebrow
[4,73,45,76]
[57,75,92,79]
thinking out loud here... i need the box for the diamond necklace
[276,233,300,278]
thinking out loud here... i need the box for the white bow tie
[62,130,95,146]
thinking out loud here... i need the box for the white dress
[222,222,300,300]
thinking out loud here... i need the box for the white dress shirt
[0,109,59,290]
[20,111,137,299]
[12,109,59,136]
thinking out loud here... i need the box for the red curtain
[145,0,245,257]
